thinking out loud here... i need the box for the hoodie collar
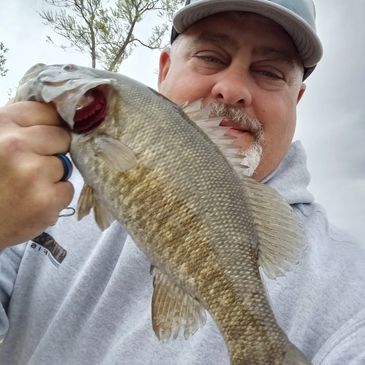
[261,141,314,205]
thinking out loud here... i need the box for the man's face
[158,12,305,181]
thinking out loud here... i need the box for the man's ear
[297,83,306,104]
[158,49,171,91]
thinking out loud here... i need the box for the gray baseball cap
[171,0,323,79]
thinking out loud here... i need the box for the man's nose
[211,68,253,106]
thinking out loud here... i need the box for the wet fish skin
[15,63,311,364]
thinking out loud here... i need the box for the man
[0,0,364,364]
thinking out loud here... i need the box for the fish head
[15,63,118,134]
[15,63,144,187]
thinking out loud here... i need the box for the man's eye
[198,56,222,64]
[194,53,226,65]
[256,70,284,80]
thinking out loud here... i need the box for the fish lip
[72,88,107,134]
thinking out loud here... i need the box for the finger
[30,181,75,229]
[54,154,73,182]
[8,154,72,186]
[48,181,75,224]
[19,125,71,156]
[54,181,75,211]
[0,125,71,161]
[36,155,74,183]
[0,162,75,247]
[0,101,63,127]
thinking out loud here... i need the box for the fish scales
[15,64,312,364]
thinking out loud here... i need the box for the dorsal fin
[242,177,305,279]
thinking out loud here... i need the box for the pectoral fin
[96,136,137,172]
[77,183,114,230]
[151,266,206,341]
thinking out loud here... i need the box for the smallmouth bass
[15,63,311,364]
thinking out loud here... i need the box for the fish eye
[63,64,77,72]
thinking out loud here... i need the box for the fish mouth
[73,88,107,134]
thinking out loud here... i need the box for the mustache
[209,102,264,142]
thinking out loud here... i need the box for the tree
[0,42,8,77]
[39,0,183,71]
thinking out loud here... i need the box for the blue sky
[0,0,364,244]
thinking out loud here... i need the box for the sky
[0,0,364,244]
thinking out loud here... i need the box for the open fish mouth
[73,88,107,134]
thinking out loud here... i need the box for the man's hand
[0,101,74,248]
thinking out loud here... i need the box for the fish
[15,63,311,364]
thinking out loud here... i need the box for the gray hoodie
[0,141,364,365]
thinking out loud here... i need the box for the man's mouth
[214,118,263,177]
[184,101,263,177]
[219,118,245,130]
[73,88,107,134]
[219,117,261,136]
[219,118,255,140]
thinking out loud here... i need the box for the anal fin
[151,266,206,342]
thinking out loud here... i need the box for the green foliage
[0,42,8,77]
[40,0,183,71]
